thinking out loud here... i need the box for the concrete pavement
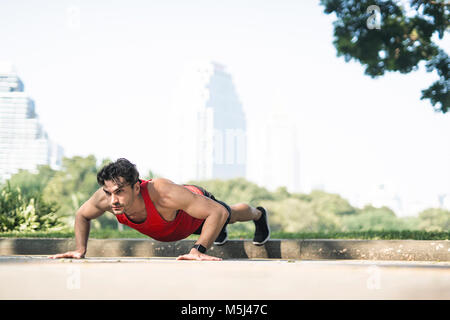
[0,255,449,299]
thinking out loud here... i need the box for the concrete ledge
[1,238,449,261]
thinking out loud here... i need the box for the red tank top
[115,179,205,242]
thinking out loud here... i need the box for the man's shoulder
[146,178,176,197]
[87,187,110,211]
[146,178,187,209]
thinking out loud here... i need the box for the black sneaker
[253,206,270,245]
[214,227,228,246]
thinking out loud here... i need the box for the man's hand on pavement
[48,250,85,259]
[176,248,222,261]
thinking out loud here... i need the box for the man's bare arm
[152,179,229,260]
[49,188,108,259]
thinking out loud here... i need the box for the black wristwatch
[192,243,207,253]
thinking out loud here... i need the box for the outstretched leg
[229,203,270,245]
[213,202,270,246]
[229,203,262,224]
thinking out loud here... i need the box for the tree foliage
[341,205,408,231]
[42,155,118,229]
[2,157,449,234]
[320,0,449,112]
[2,155,115,229]
[417,207,450,231]
[0,183,62,232]
[7,165,56,201]
[43,155,100,218]
[186,178,448,233]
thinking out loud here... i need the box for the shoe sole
[253,229,270,246]
[214,235,228,246]
[253,207,270,246]
[253,239,269,246]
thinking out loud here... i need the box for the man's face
[102,177,139,215]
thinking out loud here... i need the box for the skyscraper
[0,63,64,181]
[249,104,301,193]
[170,60,246,183]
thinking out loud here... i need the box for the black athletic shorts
[186,185,231,235]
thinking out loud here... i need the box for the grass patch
[267,230,450,240]
[0,229,448,240]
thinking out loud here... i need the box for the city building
[247,101,301,193]
[169,60,246,183]
[0,63,64,181]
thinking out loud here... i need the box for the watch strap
[192,243,207,253]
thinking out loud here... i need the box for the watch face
[194,244,206,253]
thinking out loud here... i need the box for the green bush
[0,183,63,232]
[417,208,450,232]
[260,198,342,233]
[3,156,449,235]
[341,206,401,231]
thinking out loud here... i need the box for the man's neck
[124,194,146,222]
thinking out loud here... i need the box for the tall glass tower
[0,63,64,181]
[246,100,301,193]
[170,61,246,183]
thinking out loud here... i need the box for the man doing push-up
[50,158,270,261]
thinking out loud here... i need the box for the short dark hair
[97,158,140,187]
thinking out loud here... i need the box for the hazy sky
[1,0,449,216]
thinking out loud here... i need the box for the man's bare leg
[229,203,262,224]
[214,203,270,246]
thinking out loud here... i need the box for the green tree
[186,179,352,233]
[417,208,450,231]
[341,205,408,231]
[260,197,342,233]
[307,190,357,216]
[320,0,449,112]
[0,183,62,232]
[6,165,56,201]
[260,198,317,233]
[43,155,99,217]
[42,155,119,229]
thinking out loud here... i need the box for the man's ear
[133,181,140,193]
